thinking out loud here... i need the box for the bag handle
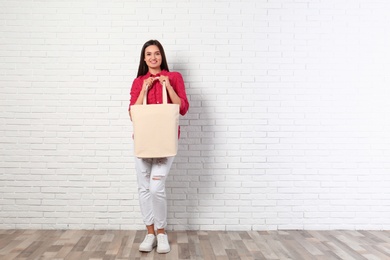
[142,78,167,105]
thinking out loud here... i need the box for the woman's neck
[149,68,162,75]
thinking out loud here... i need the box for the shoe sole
[139,243,157,252]
[139,248,154,252]
[157,248,170,254]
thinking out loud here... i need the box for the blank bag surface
[131,81,179,158]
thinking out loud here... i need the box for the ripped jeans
[135,156,174,230]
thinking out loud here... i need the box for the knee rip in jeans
[152,175,165,181]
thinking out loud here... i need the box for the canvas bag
[131,80,179,158]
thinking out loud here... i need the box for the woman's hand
[134,77,159,106]
[143,77,159,91]
[158,75,171,87]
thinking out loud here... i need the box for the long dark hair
[136,39,169,77]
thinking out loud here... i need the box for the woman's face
[144,45,162,71]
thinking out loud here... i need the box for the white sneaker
[157,233,170,254]
[139,234,157,252]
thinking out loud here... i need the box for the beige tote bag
[131,81,179,158]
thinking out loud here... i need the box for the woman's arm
[129,77,158,120]
[159,73,189,115]
[159,77,181,106]
[134,77,158,105]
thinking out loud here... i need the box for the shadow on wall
[166,62,216,231]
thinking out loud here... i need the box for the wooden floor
[1,230,390,260]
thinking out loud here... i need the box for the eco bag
[131,81,179,158]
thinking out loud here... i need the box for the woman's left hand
[159,76,171,88]
[159,75,181,106]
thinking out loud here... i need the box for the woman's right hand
[134,77,159,106]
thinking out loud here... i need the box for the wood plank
[247,231,279,260]
[117,231,136,258]
[289,231,324,257]
[225,248,240,260]
[178,242,191,259]
[199,234,216,260]
[177,231,189,243]
[232,239,252,258]
[210,231,227,256]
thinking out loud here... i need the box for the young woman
[128,40,189,254]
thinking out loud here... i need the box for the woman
[128,40,189,254]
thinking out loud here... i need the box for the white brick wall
[1,0,390,230]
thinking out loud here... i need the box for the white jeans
[135,157,174,230]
